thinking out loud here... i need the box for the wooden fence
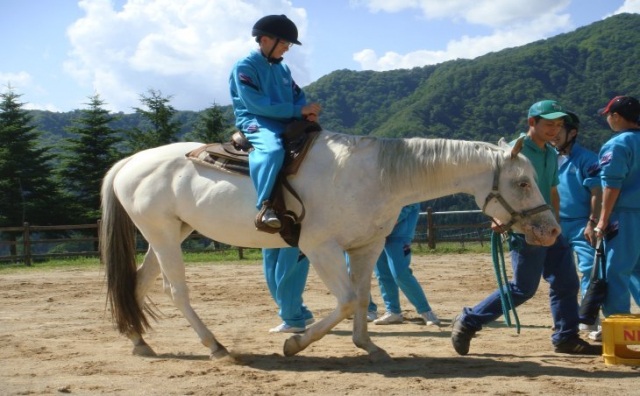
[0,209,489,266]
[422,209,491,249]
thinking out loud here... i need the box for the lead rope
[491,231,521,333]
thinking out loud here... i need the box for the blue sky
[1,0,639,112]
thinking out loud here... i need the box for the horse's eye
[519,182,529,188]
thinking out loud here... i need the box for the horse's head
[477,138,560,246]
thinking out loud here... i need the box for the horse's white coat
[102,131,560,360]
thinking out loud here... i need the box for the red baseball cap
[598,96,640,121]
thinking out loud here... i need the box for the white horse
[101,131,560,362]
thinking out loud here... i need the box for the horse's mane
[327,131,520,192]
[375,137,507,192]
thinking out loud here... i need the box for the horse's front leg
[284,243,390,362]
[347,244,391,362]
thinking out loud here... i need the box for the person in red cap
[594,95,640,323]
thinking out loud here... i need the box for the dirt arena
[1,253,639,395]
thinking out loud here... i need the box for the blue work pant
[461,234,580,345]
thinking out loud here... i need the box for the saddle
[186,120,322,246]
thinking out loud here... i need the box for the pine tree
[184,103,233,143]
[57,94,122,223]
[124,89,182,153]
[0,87,67,229]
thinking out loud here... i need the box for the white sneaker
[420,310,441,326]
[588,326,602,342]
[305,318,315,326]
[269,322,305,333]
[579,323,597,331]
[367,311,378,322]
[373,312,403,325]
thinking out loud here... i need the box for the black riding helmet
[252,14,301,45]
[564,111,580,131]
[557,111,580,153]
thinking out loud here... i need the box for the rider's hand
[302,103,322,120]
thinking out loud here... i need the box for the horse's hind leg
[126,247,162,357]
[149,228,229,360]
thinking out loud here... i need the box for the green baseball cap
[528,100,568,119]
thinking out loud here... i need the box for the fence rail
[0,209,489,265]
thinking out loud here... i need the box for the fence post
[427,208,435,249]
[23,222,32,266]
[238,247,244,260]
[96,219,102,263]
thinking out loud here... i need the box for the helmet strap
[259,37,283,64]
[557,133,576,155]
[268,38,283,64]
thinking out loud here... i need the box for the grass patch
[1,243,496,273]
[0,248,264,273]
[412,241,493,255]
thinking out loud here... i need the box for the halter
[482,157,552,231]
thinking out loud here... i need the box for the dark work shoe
[554,336,602,355]
[451,314,475,356]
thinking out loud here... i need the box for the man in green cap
[451,100,601,356]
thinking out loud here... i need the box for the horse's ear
[510,136,524,159]
[498,137,508,148]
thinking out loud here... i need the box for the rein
[482,157,552,231]
[491,232,521,333]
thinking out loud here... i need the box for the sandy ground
[1,253,639,395]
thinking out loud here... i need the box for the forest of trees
[0,88,233,236]
[2,13,640,234]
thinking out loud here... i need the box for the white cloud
[614,0,640,14]
[354,0,571,27]
[352,0,573,72]
[0,71,33,91]
[0,72,61,110]
[63,0,309,112]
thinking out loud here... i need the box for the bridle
[482,157,552,231]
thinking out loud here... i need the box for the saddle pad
[185,143,250,176]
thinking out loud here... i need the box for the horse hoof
[132,344,157,357]
[369,348,392,363]
[283,335,303,356]
[210,347,230,360]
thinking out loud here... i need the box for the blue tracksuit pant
[263,247,313,327]
[246,128,284,209]
[374,237,432,314]
[460,233,580,345]
[602,212,640,316]
[560,218,596,299]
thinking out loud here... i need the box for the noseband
[482,158,552,231]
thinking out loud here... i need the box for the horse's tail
[101,156,151,335]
